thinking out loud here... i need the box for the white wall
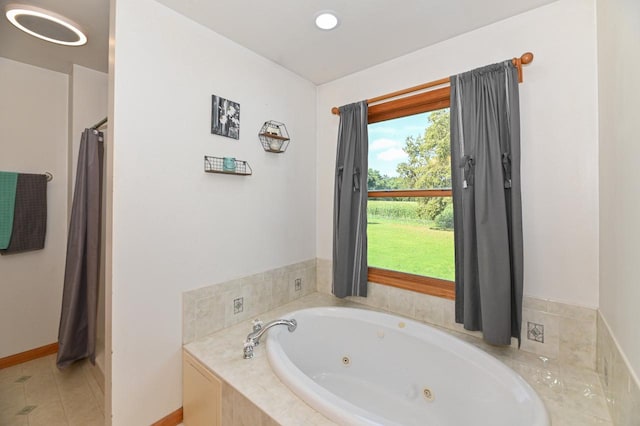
[110,0,317,423]
[597,0,640,380]
[0,57,69,357]
[69,64,109,375]
[316,0,600,308]
[70,65,108,192]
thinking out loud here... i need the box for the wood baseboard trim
[151,407,183,426]
[0,342,58,370]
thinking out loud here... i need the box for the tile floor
[0,355,104,426]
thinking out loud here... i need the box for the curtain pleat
[57,129,104,368]
[333,101,368,298]
[450,61,523,346]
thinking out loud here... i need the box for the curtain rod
[331,52,534,115]
[92,117,108,129]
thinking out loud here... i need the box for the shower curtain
[57,129,104,368]
[332,101,368,298]
[450,61,524,346]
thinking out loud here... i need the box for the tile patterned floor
[0,355,104,426]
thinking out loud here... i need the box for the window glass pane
[367,197,454,281]
[368,108,451,190]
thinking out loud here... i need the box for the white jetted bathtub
[266,307,549,426]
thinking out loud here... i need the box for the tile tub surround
[185,292,612,425]
[183,259,316,344]
[316,258,597,370]
[597,312,640,425]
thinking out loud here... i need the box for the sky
[368,112,430,177]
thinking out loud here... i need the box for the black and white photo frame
[211,95,240,139]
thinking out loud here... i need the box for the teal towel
[0,172,18,249]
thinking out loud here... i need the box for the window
[366,89,454,299]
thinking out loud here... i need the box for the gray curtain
[450,61,523,346]
[333,101,368,298]
[57,129,104,368]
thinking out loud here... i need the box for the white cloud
[370,138,401,151]
[377,148,408,162]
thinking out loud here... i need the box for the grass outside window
[367,200,454,281]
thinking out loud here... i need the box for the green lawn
[367,216,455,281]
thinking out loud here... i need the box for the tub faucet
[243,318,297,359]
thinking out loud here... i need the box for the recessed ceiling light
[315,11,339,31]
[5,4,87,46]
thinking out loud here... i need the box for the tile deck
[185,292,614,425]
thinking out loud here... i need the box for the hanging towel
[0,172,18,249]
[0,173,47,255]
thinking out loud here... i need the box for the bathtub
[266,307,549,426]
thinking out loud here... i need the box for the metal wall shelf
[258,121,290,153]
[204,156,252,176]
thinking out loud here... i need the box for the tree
[367,168,384,190]
[396,109,452,220]
[367,168,403,191]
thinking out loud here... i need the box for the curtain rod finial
[331,107,340,115]
[521,52,534,64]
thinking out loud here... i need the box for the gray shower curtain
[57,129,104,368]
[333,101,368,298]
[450,61,523,346]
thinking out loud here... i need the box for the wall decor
[211,95,240,139]
[204,155,252,176]
[258,120,290,153]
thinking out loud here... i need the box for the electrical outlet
[295,278,302,292]
[233,297,243,314]
[527,322,544,343]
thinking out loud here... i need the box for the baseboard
[151,407,183,426]
[0,342,58,369]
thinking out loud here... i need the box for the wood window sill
[368,267,455,300]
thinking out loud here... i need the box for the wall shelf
[258,121,290,153]
[204,156,252,176]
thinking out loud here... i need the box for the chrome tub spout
[244,318,297,359]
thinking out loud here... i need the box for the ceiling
[156,0,559,84]
[0,0,558,81]
[0,0,108,74]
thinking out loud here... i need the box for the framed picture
[211,95,240,139]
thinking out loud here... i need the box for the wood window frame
[367,86,455,300]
